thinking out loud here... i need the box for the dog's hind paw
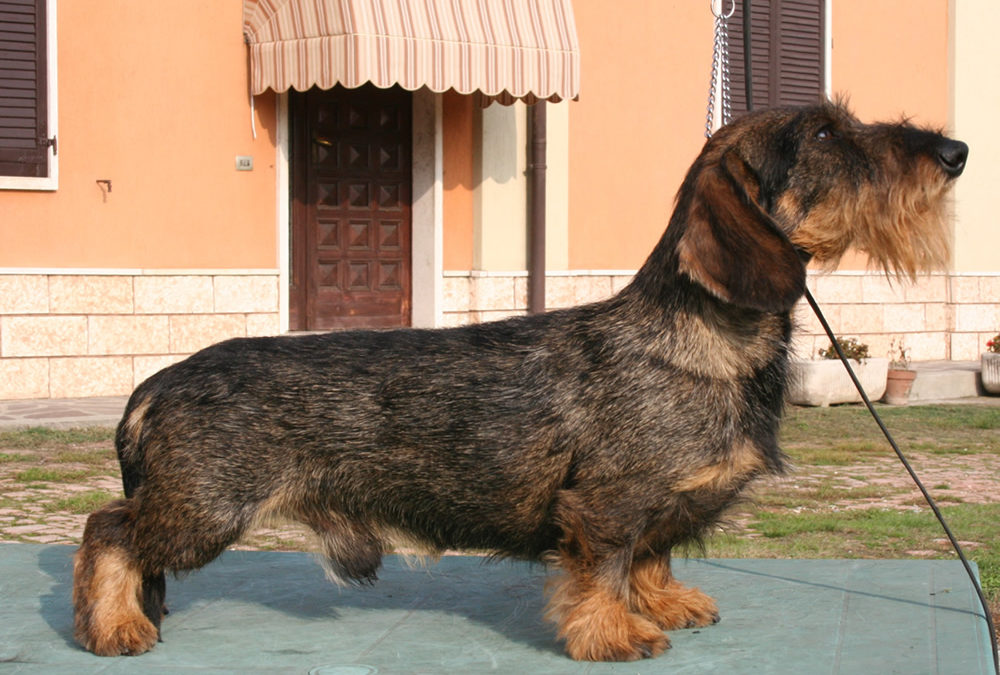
[76,615,159,657]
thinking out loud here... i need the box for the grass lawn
[1,404,998,633]
[703,404,1000,632]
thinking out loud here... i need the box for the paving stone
[4,524,46,534]
[23,534,66,544]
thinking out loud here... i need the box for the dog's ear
[677,150,805,313]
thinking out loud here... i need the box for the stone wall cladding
[797,273,999,362]
[441,271,634,327]
[0,272,280,399]
[1,269,996,400]
[442,271,1000,363]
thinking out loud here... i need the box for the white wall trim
[276,92,291,333]
[411,89,444,328]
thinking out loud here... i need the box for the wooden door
[290,85,412,330]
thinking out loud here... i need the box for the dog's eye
[816,126,834,141]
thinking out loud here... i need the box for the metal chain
[705,0,734,138]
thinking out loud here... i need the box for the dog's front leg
[546,545,669,661]
[544,498,669,661]
[628,553,720,630]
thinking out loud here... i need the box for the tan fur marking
[546,569,669,661]
[117,397,151,463]
[790,156,952,278]
[628,557,719,630]
[775,191,800,221]
[662,310,786,380]
[377,526,443,563]
[74,546,157,656]
[123,397,149,437]
[674,440,766,494]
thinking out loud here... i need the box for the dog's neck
[660,298,791,381]
[618,243,795,382]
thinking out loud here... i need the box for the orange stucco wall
[829,0,950,271]
[442,91,475,271]
[1,1,953,276]
[0,1,277,269]
[565,0,951,272]
[567,0,713,271]
[831,0,949,128]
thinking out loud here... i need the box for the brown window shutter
[729,0,824,114]
[729,0,773,114]
[774,0,824,107]
[0,0,49,178]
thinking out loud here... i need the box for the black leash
[731,2,998,670]
[805,289,999,674]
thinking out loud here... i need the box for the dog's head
[675,101,967,313]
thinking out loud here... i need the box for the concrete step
[909,360,984,402]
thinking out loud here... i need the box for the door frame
[275,88,442,333]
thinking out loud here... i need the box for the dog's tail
[115,392,152,499]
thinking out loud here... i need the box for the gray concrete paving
[0,396,129,430]
[1,544,994,673]
[1,366,996,672]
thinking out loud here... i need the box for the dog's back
[113,289,786,561]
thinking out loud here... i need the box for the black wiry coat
[74,101,967,660]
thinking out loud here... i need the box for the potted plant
[817,337,870,362]
[983,334,1000,395]
[882,337,916,405]
[787,337,889,407]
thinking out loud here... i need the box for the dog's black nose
[937,139,968,177]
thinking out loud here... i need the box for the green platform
[0,543,993,673]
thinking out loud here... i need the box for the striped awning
[242,0,580,103]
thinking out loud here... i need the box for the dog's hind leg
[628,554,719,630]
[545,494,669,661]
[74,487,254,655]
[73,499,160,656]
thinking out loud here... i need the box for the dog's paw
[671,586,720,629]
[76,615,159,656]
[563,611,670,662]
[634,582,720,630]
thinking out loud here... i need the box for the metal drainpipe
[528,101,547,314]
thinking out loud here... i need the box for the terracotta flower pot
[982,352,1000,395]
[882,368,917,405]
